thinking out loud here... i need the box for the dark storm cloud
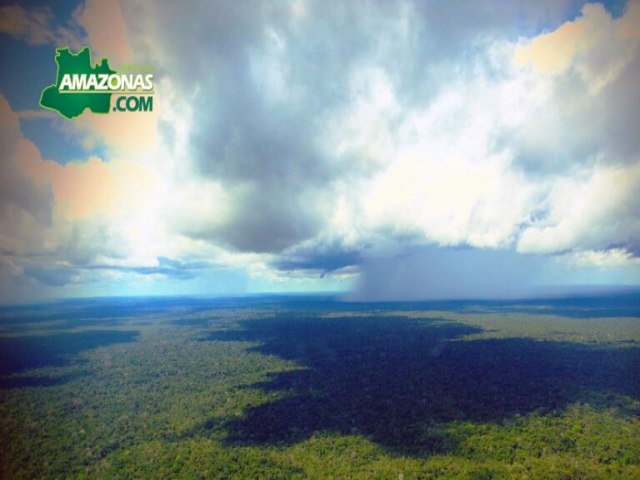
[123,0,355,252]
[23,264,78,287]
[203,186,322,253]
[86,256,209,280]
[272,241,363,274]
[22,256,212,288]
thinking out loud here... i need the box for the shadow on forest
[0,373,79,389]
[0,330,139,380]
[202,314,640,454]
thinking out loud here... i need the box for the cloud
[272,239,363,276]
[18,255,210,289]
[517,163,640,254]
[510,2,640,174]
[1,90,265,301]
[72,0,132,65]
[19,152,160,221]
[108,0,640,289]
[2,0,155,158]
[0,5,60,45]
[23,263,79,287]
[0,95,55,255]
[83,256,210,280]
[119,1,503,254]
[0,93,170,295]
[562,248,640,268]
[0,4,82,47]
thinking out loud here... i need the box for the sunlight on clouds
[72,106,159,155]
[331,66,398,170]
[18,153,159,221]
[356,58,541,249]
[515,2,640,93]
[515,12,588,74]
[364,152,516,247]
[291,0,308,19]
[563,248,640,268]
[0,4,79,46]
[72,0,132,65]
[3,92,176,275]
[115,217,164,267]
[165,179,231,239]
[518,163,640,254]
[65,0,160,157]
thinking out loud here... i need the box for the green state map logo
[40,47,154,120]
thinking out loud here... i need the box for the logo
[40,47,154,120]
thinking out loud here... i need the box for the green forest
[1,296,639,479]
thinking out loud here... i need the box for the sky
[0,0,639,303]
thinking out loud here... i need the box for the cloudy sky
[1,0,639,303]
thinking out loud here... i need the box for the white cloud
[561,248,640,268]
[0,5,81,46]
[518,163,640,254]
